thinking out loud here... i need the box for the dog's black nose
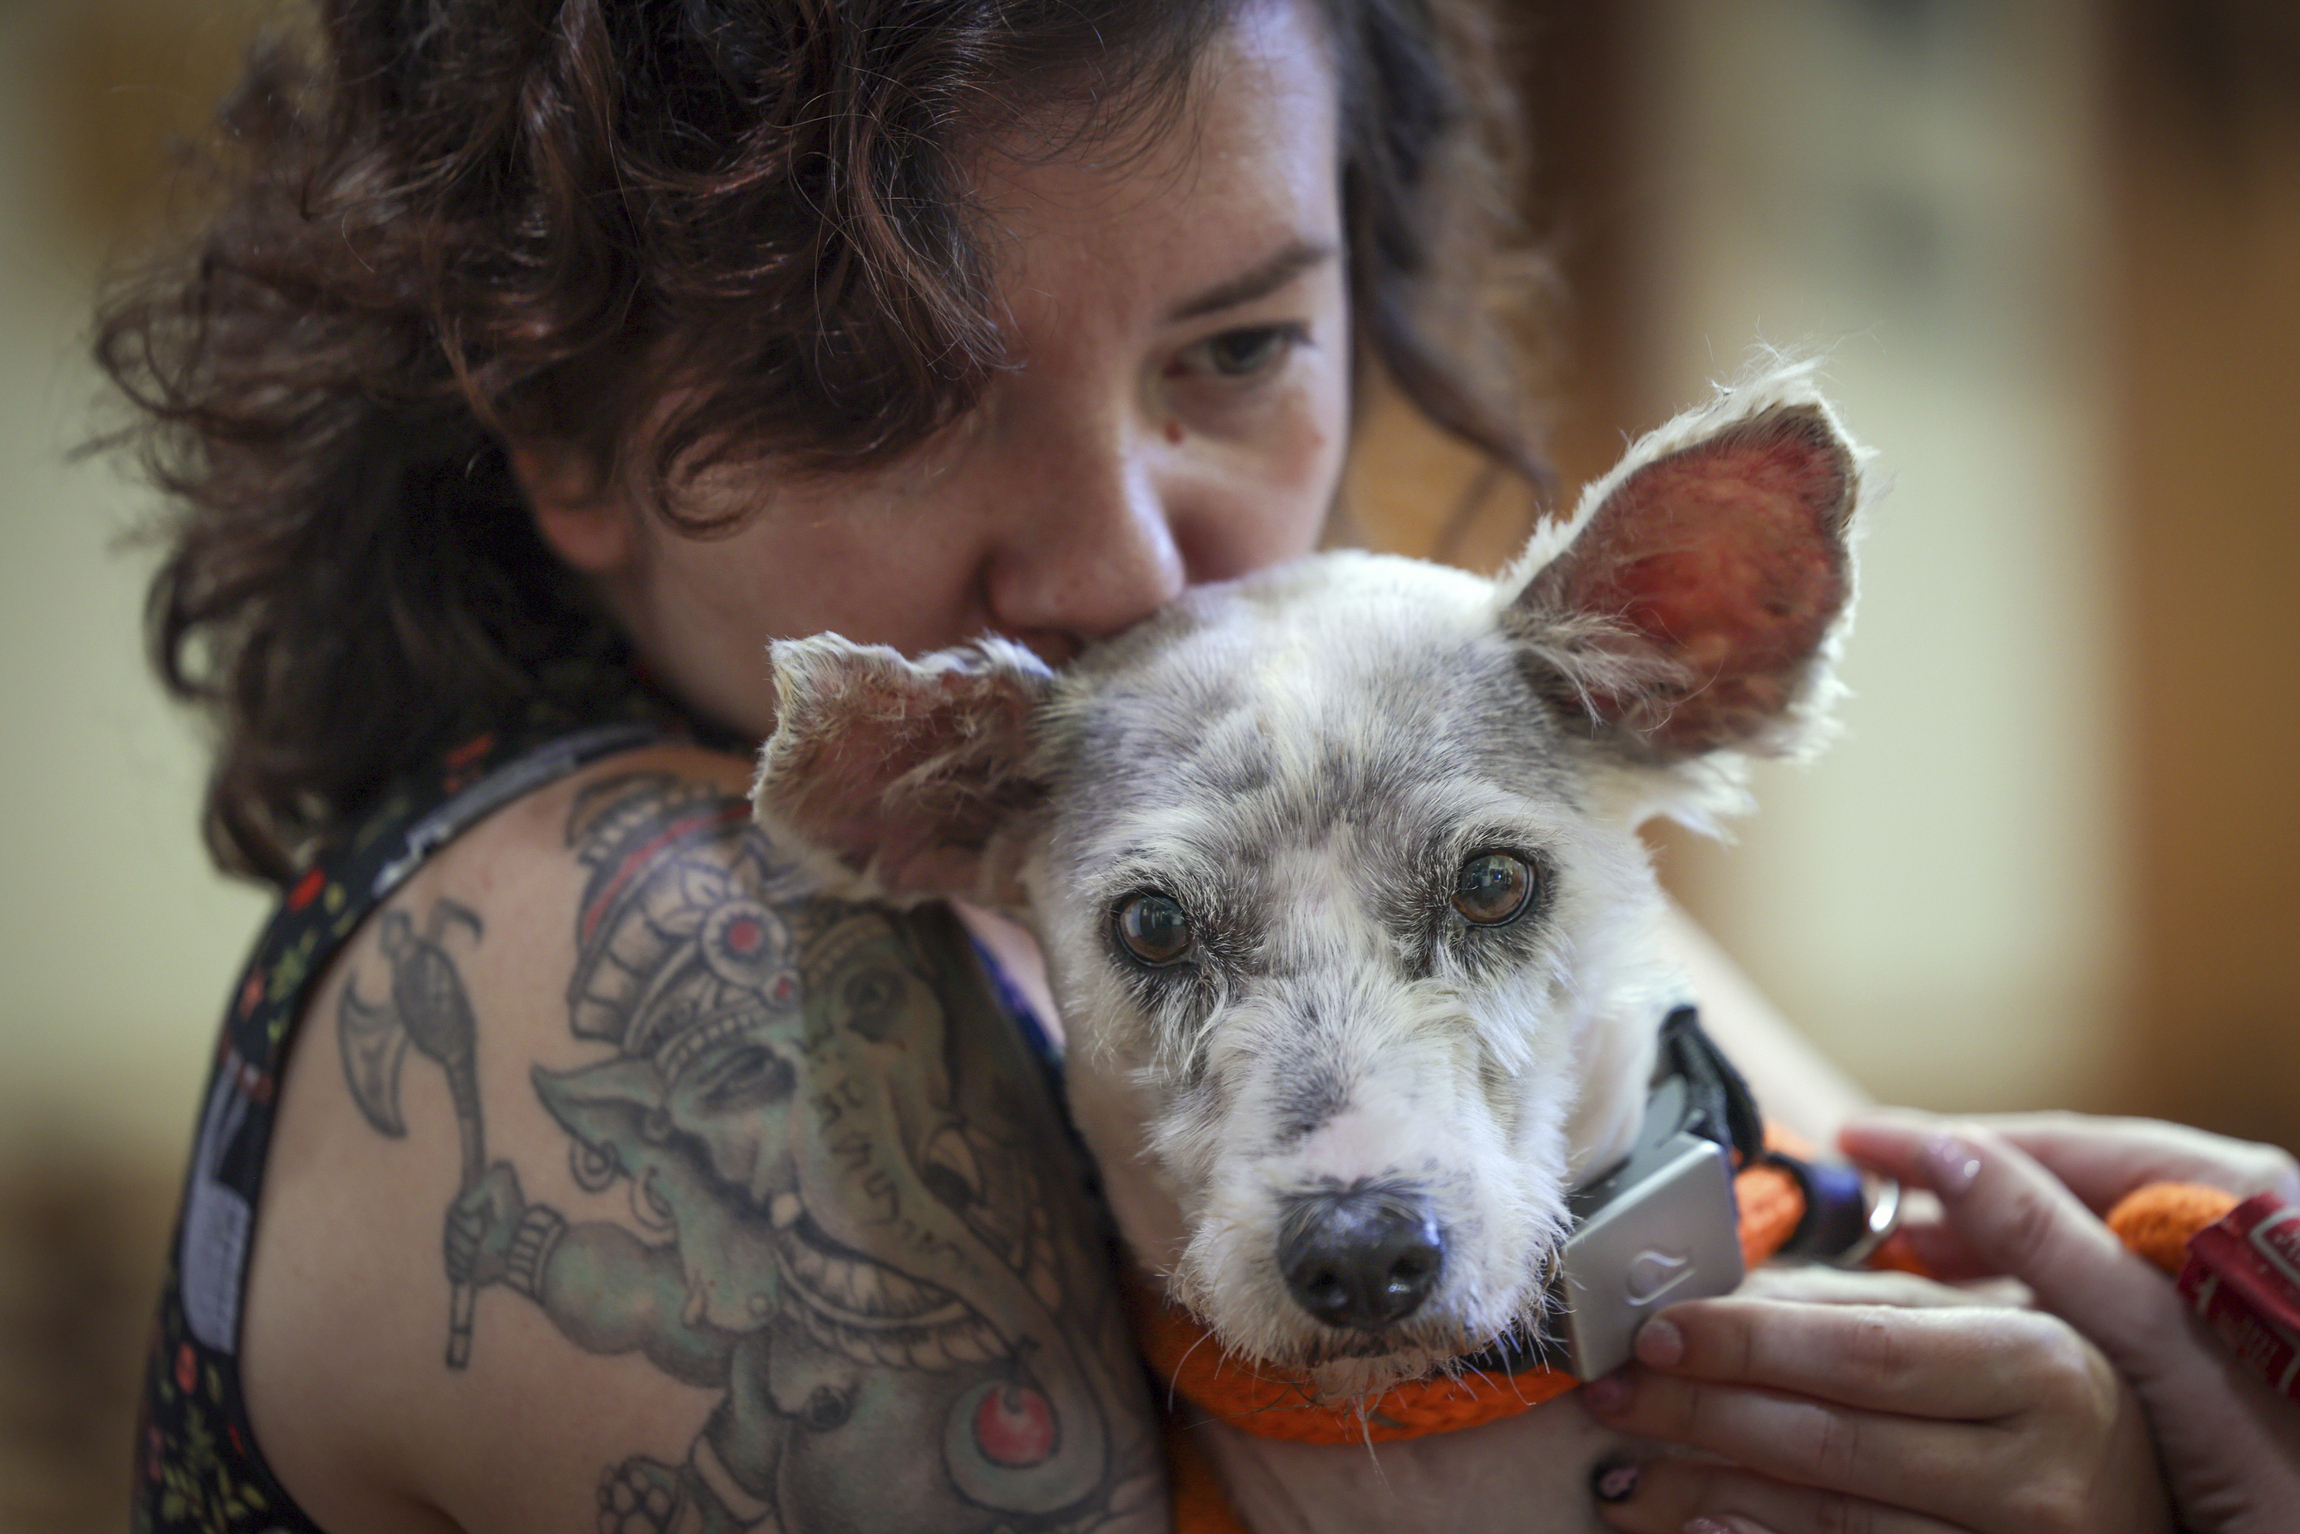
[1277,1184,1444,1333]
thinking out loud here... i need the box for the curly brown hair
[98,0,1540,887]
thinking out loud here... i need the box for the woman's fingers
[1583,1278,2173,1534]
[1843,1109,2300,1213]
[1585,1363,2019,1525]
[1595,1293,2091,1419]
[1733,1261,2026,1312]
[1594,1456,1967,1534]
[1842,1118,2190,1378]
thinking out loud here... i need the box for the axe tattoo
[338,898,489,1368]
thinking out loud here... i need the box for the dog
[753,362,1866,1527]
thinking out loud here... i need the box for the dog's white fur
[755,362,1868,1525]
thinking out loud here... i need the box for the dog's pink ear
[1504,383,1861,764]
[751,634,1054,908]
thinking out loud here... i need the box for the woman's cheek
[1231,358,1347,522]
[1261,375,1348,549]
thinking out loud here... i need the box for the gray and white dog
[753,364,1866,1523]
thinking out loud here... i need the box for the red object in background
[2177,1193,2300,1402]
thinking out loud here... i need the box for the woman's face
[521,0,1349,740]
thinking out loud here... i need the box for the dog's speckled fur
[755,365,1869,1434]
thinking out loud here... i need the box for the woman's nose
[982,420,1186,661]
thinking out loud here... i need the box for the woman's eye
[1452,852,1538,927]
[1113,891,1194,966]
[1172,323,1306,381]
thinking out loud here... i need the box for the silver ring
[1831,1175,1903,1269]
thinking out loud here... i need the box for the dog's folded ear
[1500,366,1864,779]
[751,634,1054,909]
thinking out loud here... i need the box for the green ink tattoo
[340,772,1163,1533]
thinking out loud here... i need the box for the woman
[110,5,1538,1530]
[103,1,2227,1530]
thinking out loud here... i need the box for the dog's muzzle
[1276,1181,1444,1333]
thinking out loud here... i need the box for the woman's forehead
[967,0,1342,337]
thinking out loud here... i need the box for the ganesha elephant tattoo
[339,771,1158,1534]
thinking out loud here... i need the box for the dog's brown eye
[1114,892,1193,966]
[1453,853,1536,926]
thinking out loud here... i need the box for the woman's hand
[1839,1112,2300,1534]
[1582,1261,2171,1534]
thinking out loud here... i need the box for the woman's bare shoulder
[242,743,1165,1534]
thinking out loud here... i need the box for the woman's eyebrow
[1164,239,1339,324]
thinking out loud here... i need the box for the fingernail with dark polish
[1635,1316,1684,1368]
[1583,1369,1632,1415]
[1589,1457,1640,1504]
[1920,1130,1983,1195]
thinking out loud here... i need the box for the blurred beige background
[2,0,2295,1528]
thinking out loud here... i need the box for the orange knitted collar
[1126,1150,1811,1447]
[1140,1170,2233,1534]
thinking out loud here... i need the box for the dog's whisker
[1167,1312,1222,1412]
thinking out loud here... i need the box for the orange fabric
[2108,1181,2241,1275]
[1739,1124,1821,1268]
[1138,1125,1861,1533]
[1733,1160,1807,1272]
[1145,1143,2252,1533]
[1130,1263,1583,1447]
[1133,1148,1813,1458]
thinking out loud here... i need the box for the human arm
[1655,900,1870,1149]
[238,747,1165,1534]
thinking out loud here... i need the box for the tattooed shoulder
[263,754,1167,1534]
